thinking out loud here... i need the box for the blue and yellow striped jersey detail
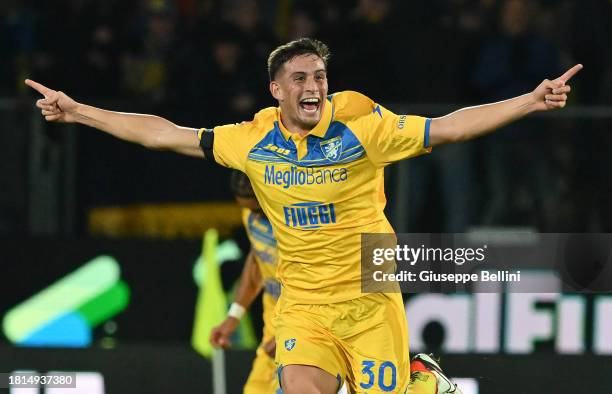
[242,209,279,298]
[206,91,431,304]
[241,208,278,344]
[247,121,365,166]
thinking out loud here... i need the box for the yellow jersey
[241,208,279,341]
[201,91,431,304]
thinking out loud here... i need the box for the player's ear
[270,81,283,102]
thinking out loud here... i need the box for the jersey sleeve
[348,103,431,168]
[197,122,253,171]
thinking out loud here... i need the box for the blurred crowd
[2,0,612,233]
[3,0,611,116]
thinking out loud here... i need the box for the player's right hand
[25,79,79,123]
[209,317,240,349]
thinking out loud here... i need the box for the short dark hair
[230,170,255,198]
[267,38,330,81]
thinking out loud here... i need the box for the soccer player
[210,170,281,394]
[210,170,455,394]
[26,38,581,394]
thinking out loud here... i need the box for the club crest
[320,137,343,162]
[284,338,296,351]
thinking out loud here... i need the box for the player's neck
[279,113,313,137]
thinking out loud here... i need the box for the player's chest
[245,126,375,201]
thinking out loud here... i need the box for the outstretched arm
[209,250,263,349]
[25,79,203,157]
[429,64,583,146]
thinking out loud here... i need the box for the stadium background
[1,0,612,393]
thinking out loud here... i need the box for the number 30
[360,360,397,391]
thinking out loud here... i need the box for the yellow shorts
[244,346,280,394]
[275,292,410,393]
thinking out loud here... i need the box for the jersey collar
[277,99,333,140]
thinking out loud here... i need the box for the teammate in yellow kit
[210,171,281,394]
[26,37,581,393]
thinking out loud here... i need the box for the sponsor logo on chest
[283,202,336,229]
[264,165,348,189]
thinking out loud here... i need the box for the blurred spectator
[122,1,179,103]
[471,0,563,229]
[563,0,612,231]
[26,1,129,99]
[198,32,270,125]
[564,0,610,105]
[286,5,319,41]
[0,1,21,95]
[401,0,486,233]
[2,0,37,96]
[423,0,488,102]
[405,142,476,233]
[219,0,277,66]
[330,0,405,99]
[80,2,125,98]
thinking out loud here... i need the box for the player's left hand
[531,64,583,111]
[263,337,276,358]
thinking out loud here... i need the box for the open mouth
[299,97,320,113]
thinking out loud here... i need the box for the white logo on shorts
[284,338,296,351]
